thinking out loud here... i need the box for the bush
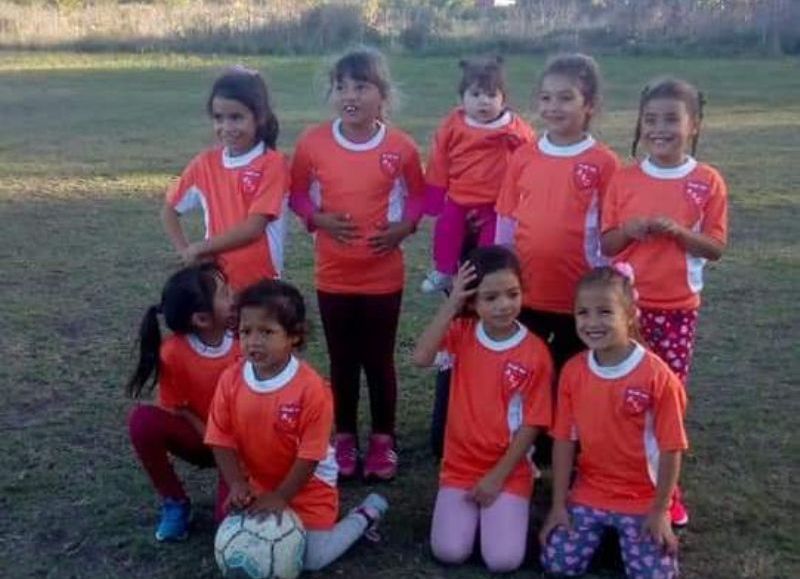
[298,4,365,53]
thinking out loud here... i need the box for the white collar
[641,156,697,179]
[243,355,299,393]
[538,133,596,157]
[588,342,646,379]
[186,331,235,358]
[222,142,265,169]
[476,320,527,352]
[331,118,386,151]
[464,109,512,130]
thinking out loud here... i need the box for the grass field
[0,51,798,579]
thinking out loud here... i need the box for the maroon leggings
[128,404,228,522]
[317,290,402,436]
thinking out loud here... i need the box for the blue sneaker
[155,498,191,542]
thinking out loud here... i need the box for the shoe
[363,434,397,481]
[155,498,191,542]
[420,270,452,294]
[669,487,689,528]
[334,433,359,479]
[353,493,389,542]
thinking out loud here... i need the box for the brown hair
[576,266,644,344]
[538,53,602,129]
[458,55,506,98]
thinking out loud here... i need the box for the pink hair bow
[613,261,641,306]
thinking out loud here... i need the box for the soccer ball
[214,509,307,579]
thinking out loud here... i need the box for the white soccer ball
[214,509,307,579]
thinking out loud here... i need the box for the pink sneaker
[363,434,397,481]
[334,433,359,479]
[670,486,689,528]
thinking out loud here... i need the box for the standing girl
[205,280,388,572]
[412,246,553,573]
[290,48,425,481]
[420,56,535,293]
[126,263,238,542]
[539,266,687,579]
[495,53,620,369]
[162,66,290,292]
[602,77,728,384]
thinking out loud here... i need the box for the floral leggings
[540,504,679,578]
[640,308,698,384]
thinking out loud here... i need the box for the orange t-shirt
[290,120,425,294]
[601,157,729,310]
[205,357,339,530]
[426,107,535,206]
[552,345,688,515]
[496,135,620,313]
[438,318,553,498]
[167,144,290,291]
[157,331,240,420]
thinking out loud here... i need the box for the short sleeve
[601,172,623,234]
[157,343,185,410]
[653,370,688,452]
[167,155,203,214]
[495,146,526,217]
[551,362,579,441]
[701,170,728,245]
[289,134,314,195]
[249,152,289,219]
[204,368,237,449]
[522,339,554,429]
[424,117,452,189]
[296,379,334,461]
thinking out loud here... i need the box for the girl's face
[574,285,634,362]
[473,269,523,340]
[640,97,698,167]
[462,83,505,124]
[211,96,259,155]
[537,74,593,144]
[332,75,384,134]
[238,307,297,380]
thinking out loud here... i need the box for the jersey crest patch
[379,152,401,178]
[573,162,600,192]
[684,180,710,208]
[622,387,652,416]
[276,402,301,433]
[502,361,530,392]
[239,169,263,200]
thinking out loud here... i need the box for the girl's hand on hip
[313,212,360,244]
[368,220,415,254]
[642,508,678,555]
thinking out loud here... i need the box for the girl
[289,47,425,481]
[602,77,728,385]
[126,263,238,542]
[412,246,553,573]
[161,66,290,292]
[205,280,388,572]
[495,53,620,369]
[420,56,535,293]
[539,266,687,579]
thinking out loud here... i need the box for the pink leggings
[432,199,497,275]
[430,486,530,573]
[128,404,228,522]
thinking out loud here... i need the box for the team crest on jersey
[502,361,530,392]
[622,387,652,416]
[573,162,600,192]
[684,180,710,208]
[379,152,401,178]
[239,169,263,200]
[276,402,301,433]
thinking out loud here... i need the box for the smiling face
[210,96,259,155]
[639,97,698,167]
[574,284,635,363]
[537,74,593,145]
[238,306,297,380]
[462,83,505,124]
[473,269,523,340]
[332,74,384,138]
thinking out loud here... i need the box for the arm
[183,213,270,263]
[600,218,650,256]
[247,458,317,520]
[539,439,577,544]
[650,218,725,260]
[161,203,190,253]
[470,425,539,507]
[642,450,681,554]
[213,446,254,511]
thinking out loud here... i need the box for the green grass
[1,51,798,579]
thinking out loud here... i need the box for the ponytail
[125,304,163,398]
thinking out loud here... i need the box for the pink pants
[430,486,530,573]
[640,308,699,384]
[128,404,228,523]
[432,198,497,275]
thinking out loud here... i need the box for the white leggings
[303,510,370,571]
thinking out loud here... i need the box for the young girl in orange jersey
[205,280,388,571]
[126,263,238,542]
[540,266,687,579]
[602,77,727,385]
[419,56,535,294]
[289,48,425,481]
[495,53,620,369]
[161,66,290,292]
[413,246,553,573]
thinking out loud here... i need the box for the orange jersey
[426,107,535,206]
[438,318,553,497]
[167,144,290,291]
[205,357,339,530]
[496,135,620,313]
[553,345,688,515]
[157,331,240,420]
[602,157,729,310]
[290,120,425,294]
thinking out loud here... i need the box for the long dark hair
[125,263,224,398]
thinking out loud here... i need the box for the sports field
[0,52,798,578]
